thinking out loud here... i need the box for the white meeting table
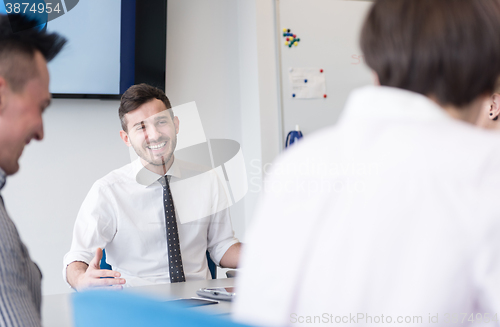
[42,278,236,327]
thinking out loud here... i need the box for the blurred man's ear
[490,94,500,120]
[174,116,179,134]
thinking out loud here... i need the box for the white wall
[165,0,246,243]
[255,0,282,165]
[238,0,264,232]
[2,0,279,295]
[238,0,282,228]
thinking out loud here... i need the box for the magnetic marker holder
[281,28,301,48]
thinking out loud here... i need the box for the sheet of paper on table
[288,67,326,99]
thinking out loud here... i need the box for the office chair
[100,249,112,270]
[72,290,253,327]
[206,251,217,279]
[226,270,237,278]
[101,249,218,279]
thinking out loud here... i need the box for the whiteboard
[278,0,374,138]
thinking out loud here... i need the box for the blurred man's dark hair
[0,14,66,92]
[360,0,500,107]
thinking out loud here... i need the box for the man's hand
[66,248,126,291]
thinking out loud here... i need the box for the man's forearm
[219,243,241,268]
[66,261,88,289]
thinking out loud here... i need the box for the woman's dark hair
[119,84,172,132]
[360,0,500,107]
[0,14,66,92]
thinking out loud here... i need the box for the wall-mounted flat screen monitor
[0,0,167,99]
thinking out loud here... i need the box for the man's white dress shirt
[63,158,238,287]
[234,86,500,326]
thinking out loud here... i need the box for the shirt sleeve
[206,171,239,266]
[62,181,117,285]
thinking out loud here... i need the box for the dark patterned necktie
[159,175,185,283]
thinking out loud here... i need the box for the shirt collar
[0,167,6,190]
[133,157,182,187]
[339,85,452,124]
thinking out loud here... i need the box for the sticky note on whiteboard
[289,68,326,99]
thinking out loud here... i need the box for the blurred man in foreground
[235,0,500,326]
[0,14,65,327]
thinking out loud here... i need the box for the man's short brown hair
[360,0,500,107]
[119,84,172,132]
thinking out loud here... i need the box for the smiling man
[0,14,65,327]
[64,84,241,290]
[122,96,179,176]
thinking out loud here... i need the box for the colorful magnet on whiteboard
[282,29,300,48]
[292,94,296,97]
[320,69,324,73]
[304,79,308,83]
[324,94,327,98]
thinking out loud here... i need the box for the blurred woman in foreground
[235,0,500,326]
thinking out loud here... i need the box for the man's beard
[132,136,177,168]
